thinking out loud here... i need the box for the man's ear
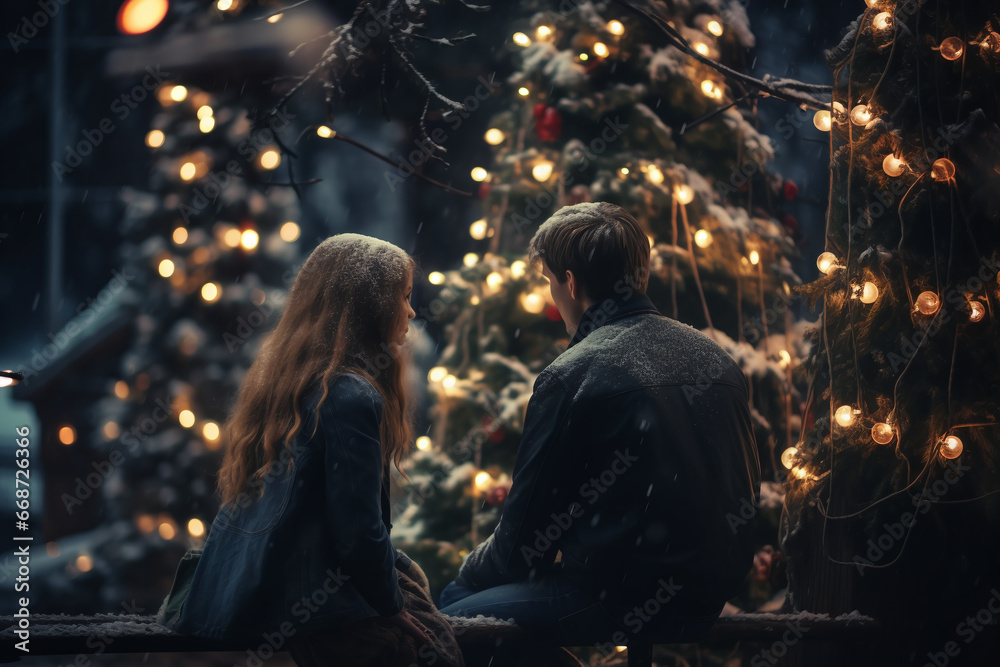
[566,270,578,301]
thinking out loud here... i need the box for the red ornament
[545,305,562,321]
[481,415,506,442]
[782,179,799,201]
[478,181,492,199]
[780,214,798,234]
[533,105,562,142]
[486,485,509,507]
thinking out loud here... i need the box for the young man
[438,202,761,647]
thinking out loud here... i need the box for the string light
[463,253,479,267]
[159,521,176,540]
[518,87,530,97]
[646,165,664,185]
[969,300,985,322]
[701,80,723,100]
[693,42,709,56]
[593,42,609,58]
[931,158,955,182]
[694,229,713,248]
[169,85,188,102]
[172,227,188,244]
[259,150,280,170]
[816,252,839,274]
[316,125,334,138]
[116,0,168,35]
[608,20,624,35]
[486,272,503,290]
[197,105,213,119]
[103,422,120,439]
[179,410,195,428]
[146,129,165,148]
[240,229,259,250]
[706,19,723,36]
[217,0,233,10]
[851,281,879,303]
[416,436,432,451]
[484,128,505,145]
[59,425,76,445]
[778,349,792,368]
[442,374,457,389]
[749,250,760,265]
[512,32,531,47]
[619,167,630,177]
[835,405,856,427]
[222,228,242,248]
[521,292,545,313]
[158,258,175,277]
[915,291,940,315]
[793,466,809,479]
[188,518,205,538]
[850,104,873,126]
[780,447,797,469]
[532,161,554,182]
[470,167,489,182]
[938,37,964,61]
[864,0,878,6]
[201,282,220,302]
[470,295,480,305]
[579,53,589,61]
[674,184,694,204]
[199,116,215,133]
[939,435,963,459]
[883,153,906,177]
[510,260,527,279]
[469,219,488,240]
[474,471,492,491]
[872,12,892,30]
[428,367,448,383]
[428,271,445,285]
[203,422,220,441]
[280,221,300,242]
[813,110,832,131]
[872,422,895,444]
[535,25,552,40]
[179,162,196,181]
[267,12,282,22]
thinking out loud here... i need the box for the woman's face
[395,272,416,346]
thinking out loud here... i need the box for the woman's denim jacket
[173,372,404,642]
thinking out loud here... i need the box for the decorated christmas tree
[782,1,1000,664]
[393,0,806,620]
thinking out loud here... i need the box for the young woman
[164,234,462,666]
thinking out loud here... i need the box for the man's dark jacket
[455,289,761,621]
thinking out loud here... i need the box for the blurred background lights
[187,518,205,537]
[470,167,489,181]
[58,425,76,445]
[259,150,280,169]
[117,0,168,34]
[280,221,300,242]
[428,271,445,285]
[240,229,259,250]
[463,253,479,267]
[469,219,488,240]
[146,129,165,147]
[179,409,195,428]
[484,128,505,145]
[416,436,432,451]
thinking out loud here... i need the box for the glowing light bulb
[512,32,531,47]
[484,128,505,145]
[872,422,895,444]
[749,250,760,265]
[240,229,259,250]
[179,410,195,428]
[172,227,188,244]
[511,260,527,279]
[915,291,940,315]
[694,229,712,248]
[817,252,839,274]
[474,471,492,491]
[793,466,809,479]
[203,422,220,441]
[103,422,120,439]
[470,295,480,305]
[469,219,488,240]
[179,162,196,181]
[199,116,215,133]
[201,282,220,302]
[850,104,873,126]
[159,522,176,540]
[701,79,723,99]
[259,150,280,170]
[463,253,479,267]
[813,110,832,131]
[674,183,694,204]
[518,87,530,97]
[865,0,877,6]
[619,167,630,176]
[442,374,457,389]
[645,165,664,185]
[883,154,906,177]
[608,20,624,35]
[931,158,955,182]
[416,436,432,451]
[860,281,879,304]
[969,300,985,322]
[146,129,165,148]
[169,85,188,102]
[117,0,169,35]
[532,161,554,182]
[196,105,213,119]
[59,425,76,445]
[470,167,489,182]
[486,272,503,290]
[280,221,300,242]
[188,518,205,537]
[428,271,445,285]
[835,405,855,427]
[780,447,798,469]
[940,435,963,459]
[593,42,609,57]
[579,52,589,61]
[778,349,792,368]
[694,42,709,55]
[158,259,175,277]
[223,228,242,248]
[217,0,233,10]
[521,292,545,313]
[316,125,334,138]
[706,20,723,36]
[428,367,448,383]
[872,12,892,30]
[267,12,282,22]
[535,25,552,40]
[76,554,93,571]
[938,37,964,61]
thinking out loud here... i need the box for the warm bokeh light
[813,110,832,131]
[463,253,479,267]
[817,252,838,274]
[778,349,792,368]
[416,436,432,451]
[931,158,955,182]
[223,228,242,248]
[470,167,489,182]
[197,105,213,119]
[169,85,188,102]
[259,150,281,170]
[850,104,872,126]
[172,227,188,244]
[608,20,624,35]
[469,219,488,240]
[938,37,964,60]
[532,161,554,182]
[915,291,940,315]
[474,471,492,491]
[969,300,985,322]
[201,282,220,302]
[316,125,334,138]
[940,435,963,459]
[872,12,892,30]
[619,167,630,176]
[114,380,129,399]
[883,154,906,177]
[518,87,530,97]
[521,292,545,313]
[203,422,220,441]
[179,162,197,181]
[535,25,552,40]
[76,554,93,572]
[188,518,206,537]
[199,116,215,133]
[859,281,879,304]
[280,221,300,242]
[241,229,259,250]
[674,183,694,204]
[486,272,503,290]
[179,409,195,428]
[428,367,448,383]
[780,447,797,469]
[510,260,527,279]
[872,422,895,444]
[442,374,457,389]
[512,32,531,46]
[46,542,61,558]
[137,514,156,533]
[428,271,445,285]
[103,422,120,439]
[159,522,176,540]
[701,80,722,99]
[484,128,505,145]
[749,250,760,265]
[117,0,168,35]
[146,129,165,148]
[217,0,233,10]
[694,229,713,248]
[267,12,282,23]
[835,405,855,427]
[593,42,609,57]
[706,19,723,36]
[645,165,664,185]
[158,258,175,277]
[693,42,709,56]
[59,425,76,445]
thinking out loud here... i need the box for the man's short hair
[527,202,651,302]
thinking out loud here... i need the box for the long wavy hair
[217,233,416,507]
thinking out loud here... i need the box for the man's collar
[568,291,661,348]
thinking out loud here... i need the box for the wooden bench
[0,611,879,666]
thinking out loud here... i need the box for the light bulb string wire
[866,7,900,106]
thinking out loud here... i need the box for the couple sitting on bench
[157,202,761,666]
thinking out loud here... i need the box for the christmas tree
[394,0,805,622]
[782,1,1000,664]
